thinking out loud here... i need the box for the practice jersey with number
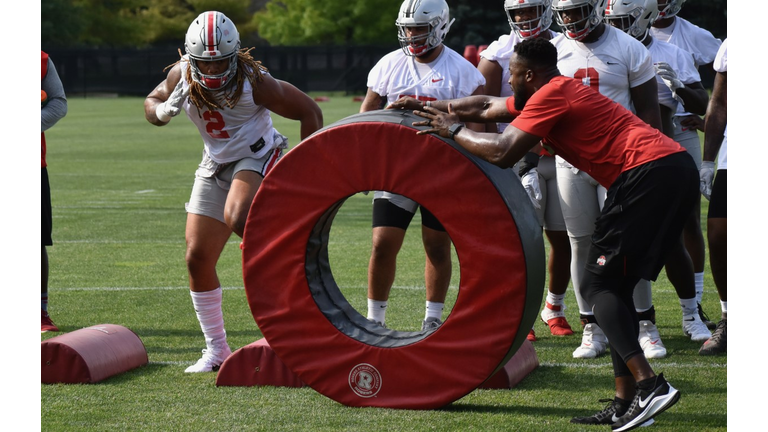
[508,76,687,187]
[480,30,558,132]
[647,37,701,112]
[366,46,485,106]
[552,25,654,111]
[713,39,727,171]
[180,58,277,164]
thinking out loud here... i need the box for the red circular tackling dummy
[242,109,544,409]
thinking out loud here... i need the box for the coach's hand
[521,168,542,209]
[699,161,715,200]
[156,80,189,123]
[412,104,460,139]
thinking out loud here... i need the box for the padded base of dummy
[478,339,539,389]
[41,324,148,384]
[216,338,306,388]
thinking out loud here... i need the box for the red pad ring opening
[243,110,544,409]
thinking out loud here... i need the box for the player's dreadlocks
[164,47,269,114]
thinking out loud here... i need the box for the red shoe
[527,328,537,342]
[42,309,59,333]
[541,302,574,336]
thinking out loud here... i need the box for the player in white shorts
[651,0,722,327]
[604,0,711,359]
[360,0,485,331]
[144,11,323,373]
[478,0,574,341]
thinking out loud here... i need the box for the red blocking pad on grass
[242,109,545,409]
[41,324,148,384]
[215,338,306,388]
[478,339,539,389]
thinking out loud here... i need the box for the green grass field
[39,96,726,431]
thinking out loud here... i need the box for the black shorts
[42,167,53,246]
[371,198,446,231]
[707,169,727,219]
[586,152,699,281]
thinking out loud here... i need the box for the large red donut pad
[242,110,544,409]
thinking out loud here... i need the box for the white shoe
[682,313,712,342]
[638,320,667,359]
[573,323,608,359]
[184,346,232,373]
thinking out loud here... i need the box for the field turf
[38,95,726,431]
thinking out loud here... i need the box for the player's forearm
[424,95,504,123]
[144,98,170,126]
[703,111,725,162]
[675,85,708,116]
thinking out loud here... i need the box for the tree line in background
[42,0,726,49]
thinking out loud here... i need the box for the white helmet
[552,0,608,41]
[185,11,240,90]
[504,0,553,40]
[396,0,455,57]
[657,0,686,19]
[604,0,659,40]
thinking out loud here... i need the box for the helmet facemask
[657,0,685,19]
[552,0,608,41]
[604,0,658,40]
[188,52,239,91]
[505,1,553,40]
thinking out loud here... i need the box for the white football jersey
[180,59,277,164]
[480,30,559,99]
[552,25,655,112]
[649,17,721,68]
[647,37,701,112]
[713,39,727,170]
[366,46,486,106]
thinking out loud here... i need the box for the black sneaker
[571,398,629,425]
[698,302,716,330]
[612,373,680,431]
[699,319,726,355]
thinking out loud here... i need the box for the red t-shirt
[508,76,686,187]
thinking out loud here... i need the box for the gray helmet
[396,0,455,57]
[185,11,240,90]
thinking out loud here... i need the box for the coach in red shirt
[390,37,697,432]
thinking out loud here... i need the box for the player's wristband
[518,152,540,177]
[155,104,171,123]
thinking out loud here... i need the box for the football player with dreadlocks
[478,0,575,342]
[359,0,485,331]
[144,11,323,373]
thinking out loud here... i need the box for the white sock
[721,301,727,316]
[190,288,228,353]
[694,272,704,303]
[546,292,566,307]
[679,297,698,316]
[368,299,387,324]
[425,301,444,320]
